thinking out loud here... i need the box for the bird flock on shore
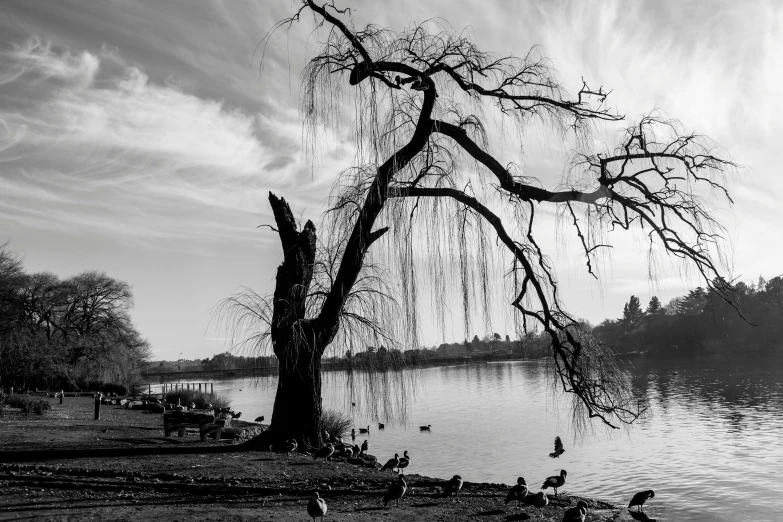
[299,429,655,521]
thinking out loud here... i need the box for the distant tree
[622,296,645,326]
[646,296,663,316]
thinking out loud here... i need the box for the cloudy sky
[1,0,781,360]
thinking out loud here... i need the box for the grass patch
[322,409,351,439]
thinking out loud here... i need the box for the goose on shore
[359,425,370,434]
[381,453,400,473]
[505,477,528,507]
[351,444,361,457]
[255,415,264,422]
[313,444,334,461]
[419,424,432,431]
[307,491,327,522]
[563,500,588,522]
[532,491,548,517]
[383,476,407,507]
[442,475,463,502]
[541,469,567,496]
[283,439,297,459]
[628,490,655,512]
[549,436,565,458]
[361,439,369,455]
[397,450,410,474]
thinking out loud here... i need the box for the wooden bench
[163,410,226,441]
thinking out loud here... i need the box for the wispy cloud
[0,36,345,245]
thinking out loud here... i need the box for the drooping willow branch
[241,1,739,429]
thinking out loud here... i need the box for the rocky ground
[0,396,641,521]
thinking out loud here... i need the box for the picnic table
[163,410,228,441]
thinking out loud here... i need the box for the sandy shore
[0,396,636,521]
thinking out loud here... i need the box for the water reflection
[171,354,783,522]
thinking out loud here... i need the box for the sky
[1,0,782,360]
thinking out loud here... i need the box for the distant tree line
[149,352,277,374]
[593,276,783,355]
[0,244,151,391]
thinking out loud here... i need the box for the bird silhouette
[419,424,432,431]
[442,475,463,502]
[505,477,528,507]
[549,436,565,458]
[307,491,327,521]
[378,422,385,429]
[351,428,356,439]
[541,470,567,496]
[383,476,407,507]
[628,490,655,513]
[563,500,588,522]
[351,444,361,457]
[313,443,334,461]
[254,415,264,422]
[381,453,400,473]
[361,439,369,455]
[359,425,370,434]
[397,450,410,474]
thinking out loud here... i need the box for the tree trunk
[269,339,323,447]
[248,192,328,448]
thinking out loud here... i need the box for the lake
[170,354,783,521]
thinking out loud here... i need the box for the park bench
[163,410,228,441]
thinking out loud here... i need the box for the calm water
[173,355,783,521]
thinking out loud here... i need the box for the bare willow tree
[220,1,737,446]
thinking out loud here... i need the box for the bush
[163,389,231,411]
[100,382,128,396]
[5,394,51,415]
[322,409,351,439]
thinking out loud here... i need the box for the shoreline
[0,397,636,521]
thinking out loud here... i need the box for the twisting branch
[237,1,739,431]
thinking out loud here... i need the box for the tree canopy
[0,243,151,391]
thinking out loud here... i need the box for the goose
[541,469,567,496]
[383,475,407,507]
[313,443,334,461]
[397,450,410,474]
[442,475,463,502]
[419,424,432,431]
[351,429,356,439]
[360,439,369,455]
[532,491,548,518]
[307,491,327,522]
[549,436,565,458]
[628,490,655,512]
[282,439,298,459]
[504,477,528,507]
[254,415,264,422]
[381,453,400,473]
[358,425,370,434]
[351,444,361,457]
[562,500,589,522]
[232,411,242,419]
[378,422,385,429]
